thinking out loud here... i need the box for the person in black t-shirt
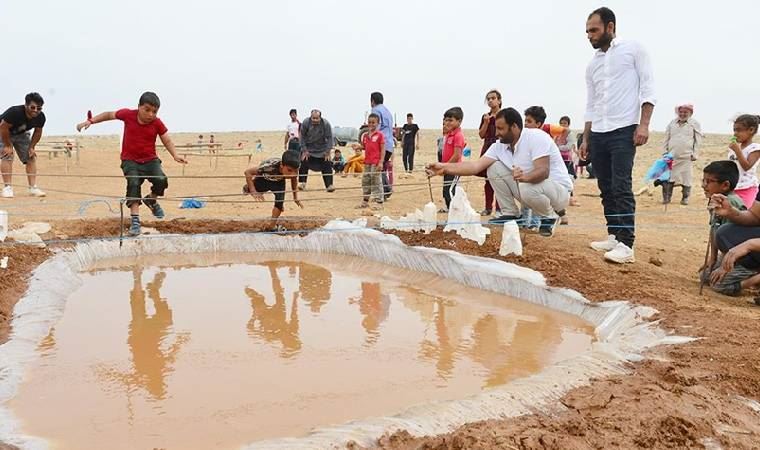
[243,150,303,229]
[400,113,420,174]
[1,93,47,198]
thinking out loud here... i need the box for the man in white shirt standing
[580,6,655,264]
[427,108,571,238]
[284,108,300,151]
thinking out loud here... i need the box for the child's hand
[174,155,188,164]
[249,191,265,201]
[76,121,91,132]
[729,141,742,154]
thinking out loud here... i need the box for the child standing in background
[440,107,465,212]
[352,113,385,209]
[728,114,760,208]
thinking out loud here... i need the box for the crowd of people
[2,6,759,302]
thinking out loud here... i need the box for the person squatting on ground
[727,114,760,209]
[581,6,656,264]
[342,147,365,176]
[524,106,571,228]
[427,108,571,238]
[661,104,702,205]
[1,92,48,198]
[440,107,466,212]
[698,161,760,296]
[77,91,187,236]
[332,149,346,174]
[298,109,335,192]
[351,113,385,210]
[478,89,502,216]
[243,150,303,230]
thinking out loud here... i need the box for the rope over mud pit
[0,221,693,449]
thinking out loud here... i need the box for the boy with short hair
[352,113,385,209]
[284,108,300,151]
[1,92,47,198]
[243,150,303,228]
[441,107,465,212]
[332,149,346,173]
[77,92,188,236]
[700,160,759,295]
[401,113,420,174]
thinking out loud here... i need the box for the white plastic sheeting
[6,222,51,248]
[0,210,7,242]
[443,188,490,245]
[0,220,693,450]
[380,202,437,234]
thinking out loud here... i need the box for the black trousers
[298,155,333,188]
[443,174,457,208]
[589,125,637,247]
[402,141,415,172]
[254,177,286,210]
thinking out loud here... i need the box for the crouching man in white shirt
[427,107,572,237]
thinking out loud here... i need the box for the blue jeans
[589,125,637,248]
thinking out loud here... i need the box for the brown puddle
[7,252,595,450]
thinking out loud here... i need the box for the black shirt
[401,123,419,145]
[0,105,46,136]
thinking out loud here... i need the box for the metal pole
[119,199,125,248]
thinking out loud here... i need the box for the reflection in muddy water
[8,253,595,450]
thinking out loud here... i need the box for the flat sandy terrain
[2,129,760,449]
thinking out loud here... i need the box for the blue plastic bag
[180,198,206,209]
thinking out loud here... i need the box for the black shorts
[254,177,286,210]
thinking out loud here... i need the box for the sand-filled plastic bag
[499,221,523,256]
[443,188,490,245]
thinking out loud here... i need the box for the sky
[2,0,758,136]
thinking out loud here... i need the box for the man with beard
[580,6,656,264]
[426,108,572,238]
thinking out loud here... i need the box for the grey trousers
[486,161,569,218]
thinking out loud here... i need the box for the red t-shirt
[443,127,465,163]
[362,130,385,165]
[115,108,168,163]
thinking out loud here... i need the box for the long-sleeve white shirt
[584,39,656,133]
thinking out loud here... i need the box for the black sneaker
[488,215,522,225]
[538,217,559,237]
[147,201,165,219]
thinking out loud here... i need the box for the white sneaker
[1,186,13,198]
[604,242,635,264]
[29,186,46,197]
[590,235,618,252]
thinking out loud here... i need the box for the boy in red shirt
[441,107,465,211]
[77,92,187,236]
[352,113,385,209]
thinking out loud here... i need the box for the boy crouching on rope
[76,92,187,236]
[244,150,303,230]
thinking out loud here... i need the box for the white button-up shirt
[584,39,656,133]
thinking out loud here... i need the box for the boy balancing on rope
[243,150,303,228]
[76,92,187,236]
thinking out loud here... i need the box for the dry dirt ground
[1,130,759,449]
